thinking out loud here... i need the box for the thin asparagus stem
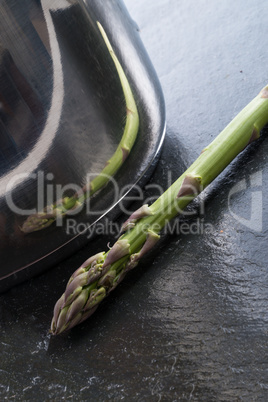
[21,22,139,233]
[51,85,268,335]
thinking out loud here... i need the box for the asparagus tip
[20,214,55,233]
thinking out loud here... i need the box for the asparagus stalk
[51,85,268,335]
[21,22,139,233]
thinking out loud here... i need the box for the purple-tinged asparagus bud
[126,106,134,115]
[136,230,160,260]
[81,252,105,269]
[86,263,111,286]
[125,230,160,272]
[66,267,86,287]
[64,286,84,308]
[260,86,268,98]
[20,214,54,233]
[124,222,136,231]
[51,287,106,334]
[121,204,152,232]
[64,253,107,305]
[121,146,130,163]
[124,255,139,272]
[177,174,202,198]
[67,312,83,331]
[247,125,260,145]
[102,239,130,268]
[64,272,88,305]
[66,252,105,289]
[108,271,127,293]
[52,305,69,335]
[71,305,99,327]
[52,293,65,326]
[65,288,89,324]
[200,147,208,154]
[98,270,117,288]
[83,287,106,312]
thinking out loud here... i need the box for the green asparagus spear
[51,84,268,335]
[21,22,139,233]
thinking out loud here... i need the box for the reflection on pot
[0,0,166,291]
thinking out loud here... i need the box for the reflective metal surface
[0,0,165,291]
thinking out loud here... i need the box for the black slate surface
[1,0,268,400]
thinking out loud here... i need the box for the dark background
[1,0,268,400]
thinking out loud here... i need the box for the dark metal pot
[0,0,165,291]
